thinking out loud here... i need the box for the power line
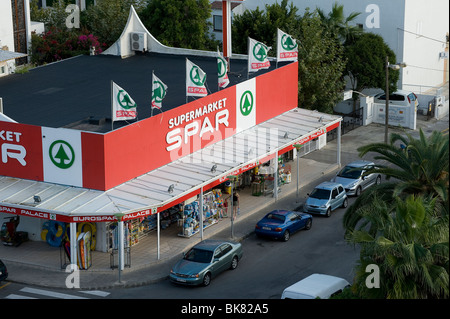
[397,28,448,44]
[407,64,449,72]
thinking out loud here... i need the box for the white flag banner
[151,72,168,110]
[217,49,230,89]
[277,28,298,62]
[248,37,271,73]
[112,81,137,121]
[186,59,207,97]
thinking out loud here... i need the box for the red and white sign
[1,62,299,191]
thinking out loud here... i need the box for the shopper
[232,191,240,220]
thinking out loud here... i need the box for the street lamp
[384,56,407,143]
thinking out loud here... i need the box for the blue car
[255,210,312,242]
[303,182,348,217]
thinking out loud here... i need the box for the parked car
[255,210,312,242]
[303,182,348,217]
[374,90,419,108]
[331,160,381,196]
[170,239,243,286]
[281,273,350,299]
[0,259,8,282]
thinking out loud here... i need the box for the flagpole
[111,80,114,131]
[151,70,154,117]
[185,58,188,104]
[247,37,250,80]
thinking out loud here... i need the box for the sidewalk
[2,114,448,289]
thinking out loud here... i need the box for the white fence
[360,96,417,130]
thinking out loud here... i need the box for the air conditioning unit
[130,32,147,52]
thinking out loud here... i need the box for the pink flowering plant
[31,27,106,65]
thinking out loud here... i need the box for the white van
[281,274,350,299]
[374,90,419,108]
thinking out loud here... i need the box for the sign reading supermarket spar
[0,62,298,191]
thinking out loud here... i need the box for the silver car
[304,182,348,217]
[331,160,381,196]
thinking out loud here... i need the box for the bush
[30,27,106,65]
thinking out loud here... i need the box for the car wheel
[282,230,290,242]
[355,186,362,197]
[230,256,239,270]
[305,219,312,230]
[342,198,348,208]
[325,207,331,217]
[202,272,212,286]
[375,175,381,185]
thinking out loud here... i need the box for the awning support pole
[274,151,279,201]
[157,211,160,260]
[118,220,124,283]
[200,187,204,240]
[337,121,342,167]
[69,222,77,269]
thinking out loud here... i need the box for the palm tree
[343,129,449,298]
[347,195,449,299]
[317,2,362,44]
[344,129,449,233]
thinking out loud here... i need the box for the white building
[0,0,44,74]
[228,0,449,93]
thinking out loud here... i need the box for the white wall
[0,1,15,51]
[239,0,449,91]
[402,0,449,92]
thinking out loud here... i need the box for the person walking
[232,191,240,220]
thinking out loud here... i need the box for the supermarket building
[0,7,342,270]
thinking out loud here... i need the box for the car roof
[345,160,373,168]
[314,181,343,190]
[267,209,292,216]
[283,274,349,298]
[193,240,231,251]
[395,89,415,95]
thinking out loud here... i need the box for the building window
[213,15,222,31]
[0,66,5,74]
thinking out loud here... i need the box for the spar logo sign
[239,90,254,116]
[280,34,297,52]
[49,140,75,169]
[236,78,256,132]
[186,59,207,97]
[252,42,269,62]
[190,65,206,87]
[42,127,83,187]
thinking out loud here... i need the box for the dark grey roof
[0,52,282,132]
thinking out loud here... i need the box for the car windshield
[265,213,285,222]
[309,188,331,200]
[337,166,363,179]
[184,248,213,263]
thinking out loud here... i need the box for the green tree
[81,0,147,48]
[347,195,449,299]
[344,129,449,232]
[317,2,362,45]
[297,10,346,113]
[140,0,218,50]
[345,33,399,104]
[231,0,300,55]
[343,129,449,298]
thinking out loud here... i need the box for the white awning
[0,108,341,222]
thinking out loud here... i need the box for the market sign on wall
[0,62,298,191]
